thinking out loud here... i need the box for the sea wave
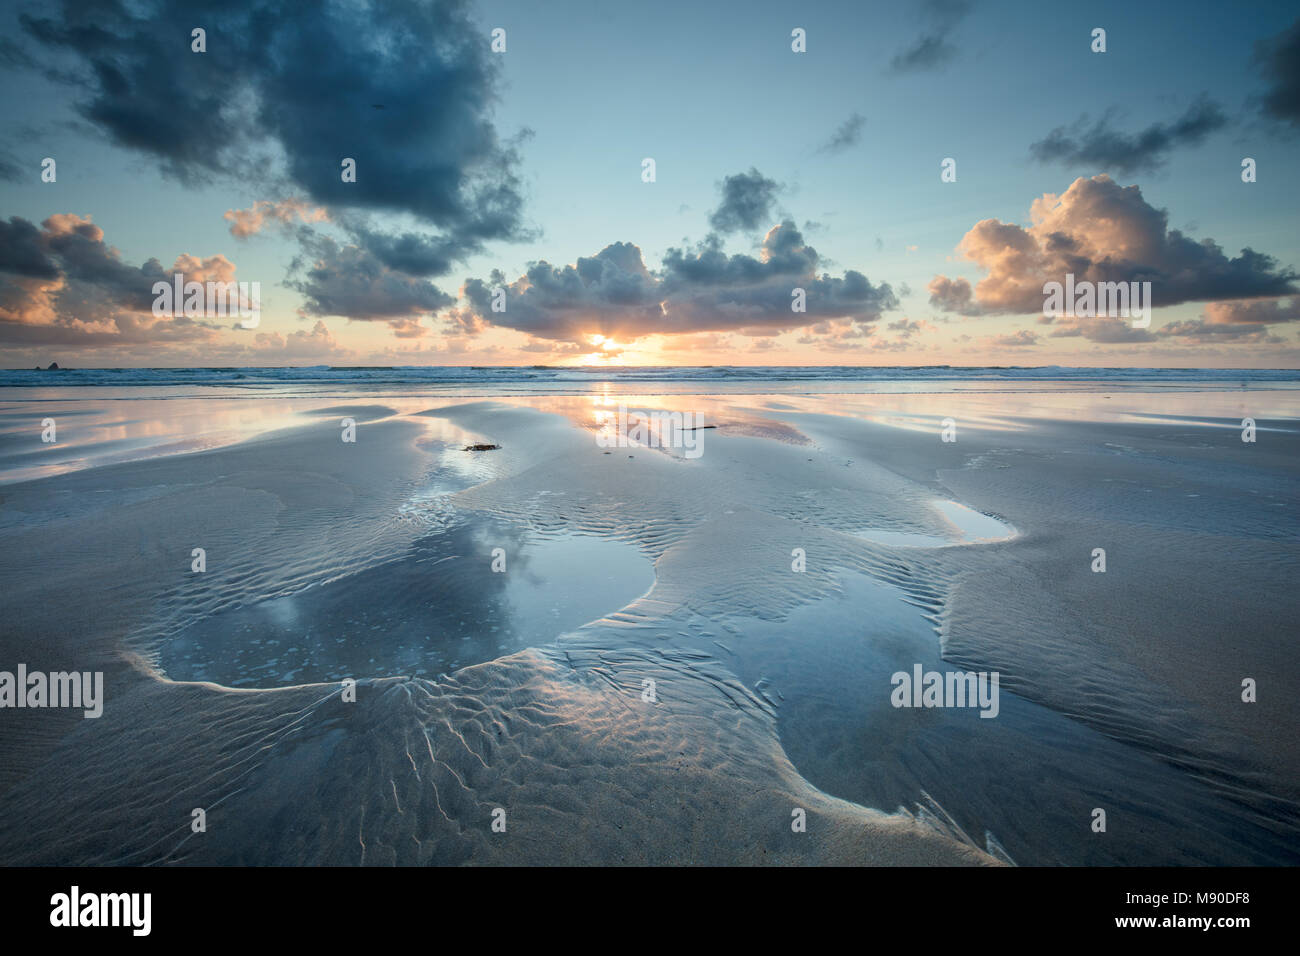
[3,364,1297,391]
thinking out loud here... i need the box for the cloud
[286,234,453,321]
[930,175,1298,316]
[708,168,782,234]
[386,317,428,339]
[0,216,61,279]
[439,306,488,337]
[1156,320,1284,343]
[817,113,865,154]
[1029,96,1228,174]
[251,320,348,358]
[1046,316,1157,343]
[890,33,959,73]
[225,199,329,239]
[1202,297,1300,324]
[20,0,532,291]
[345,226,462,278]
[1256,17,1300,127]
[868,338,914,352]
[1149,296,1300,346]
[887,317,929,338]
[461,221,897,343]
[987,329,1039,347]
[927,275,979,314]
[662,332,735,352]
[0,148,20,183]
[517,339,584,354]
[889,0,972,73]
[0,213,238,347]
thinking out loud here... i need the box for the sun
[575,333,628,366]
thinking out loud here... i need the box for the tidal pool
[158,524,655,688]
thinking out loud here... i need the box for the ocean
[3,364,1298,394]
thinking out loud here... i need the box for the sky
[1,0,1299,368]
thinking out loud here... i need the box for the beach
[0,370,1296,865]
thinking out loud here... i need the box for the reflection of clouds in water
[856,501,1015,548]
[5,390,1297,866]
[931,500,1015,543]
[6,387,1298,485]
[158,519,653,689]
[505,534,653,618]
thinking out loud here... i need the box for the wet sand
[0,389,1296,865]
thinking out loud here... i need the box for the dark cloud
[461,245,658,343]
[889,0,972,73]
[1157,318,1283,343]
[1141,297,1300,346]
[0,214,233,347]
[1029,96,1228,174]
[0,149,21,183]
[1046,317,1157,343]
[817,113,865,154]
[930,175,1298,316]
[0,217,61,278]
[708,168,782,234]
[2,213,171,317]
[927,275,979,315]
[461,221,897,343]
[1202,297,1300,324]
[0,36,39,71]
[1046,297,1300,346]
[346,226,461,279]
[0,312,218,347]
[286,234,454,321]
[1257,17,1300,126]
[890,33,959,73]
[20,0,531,287]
